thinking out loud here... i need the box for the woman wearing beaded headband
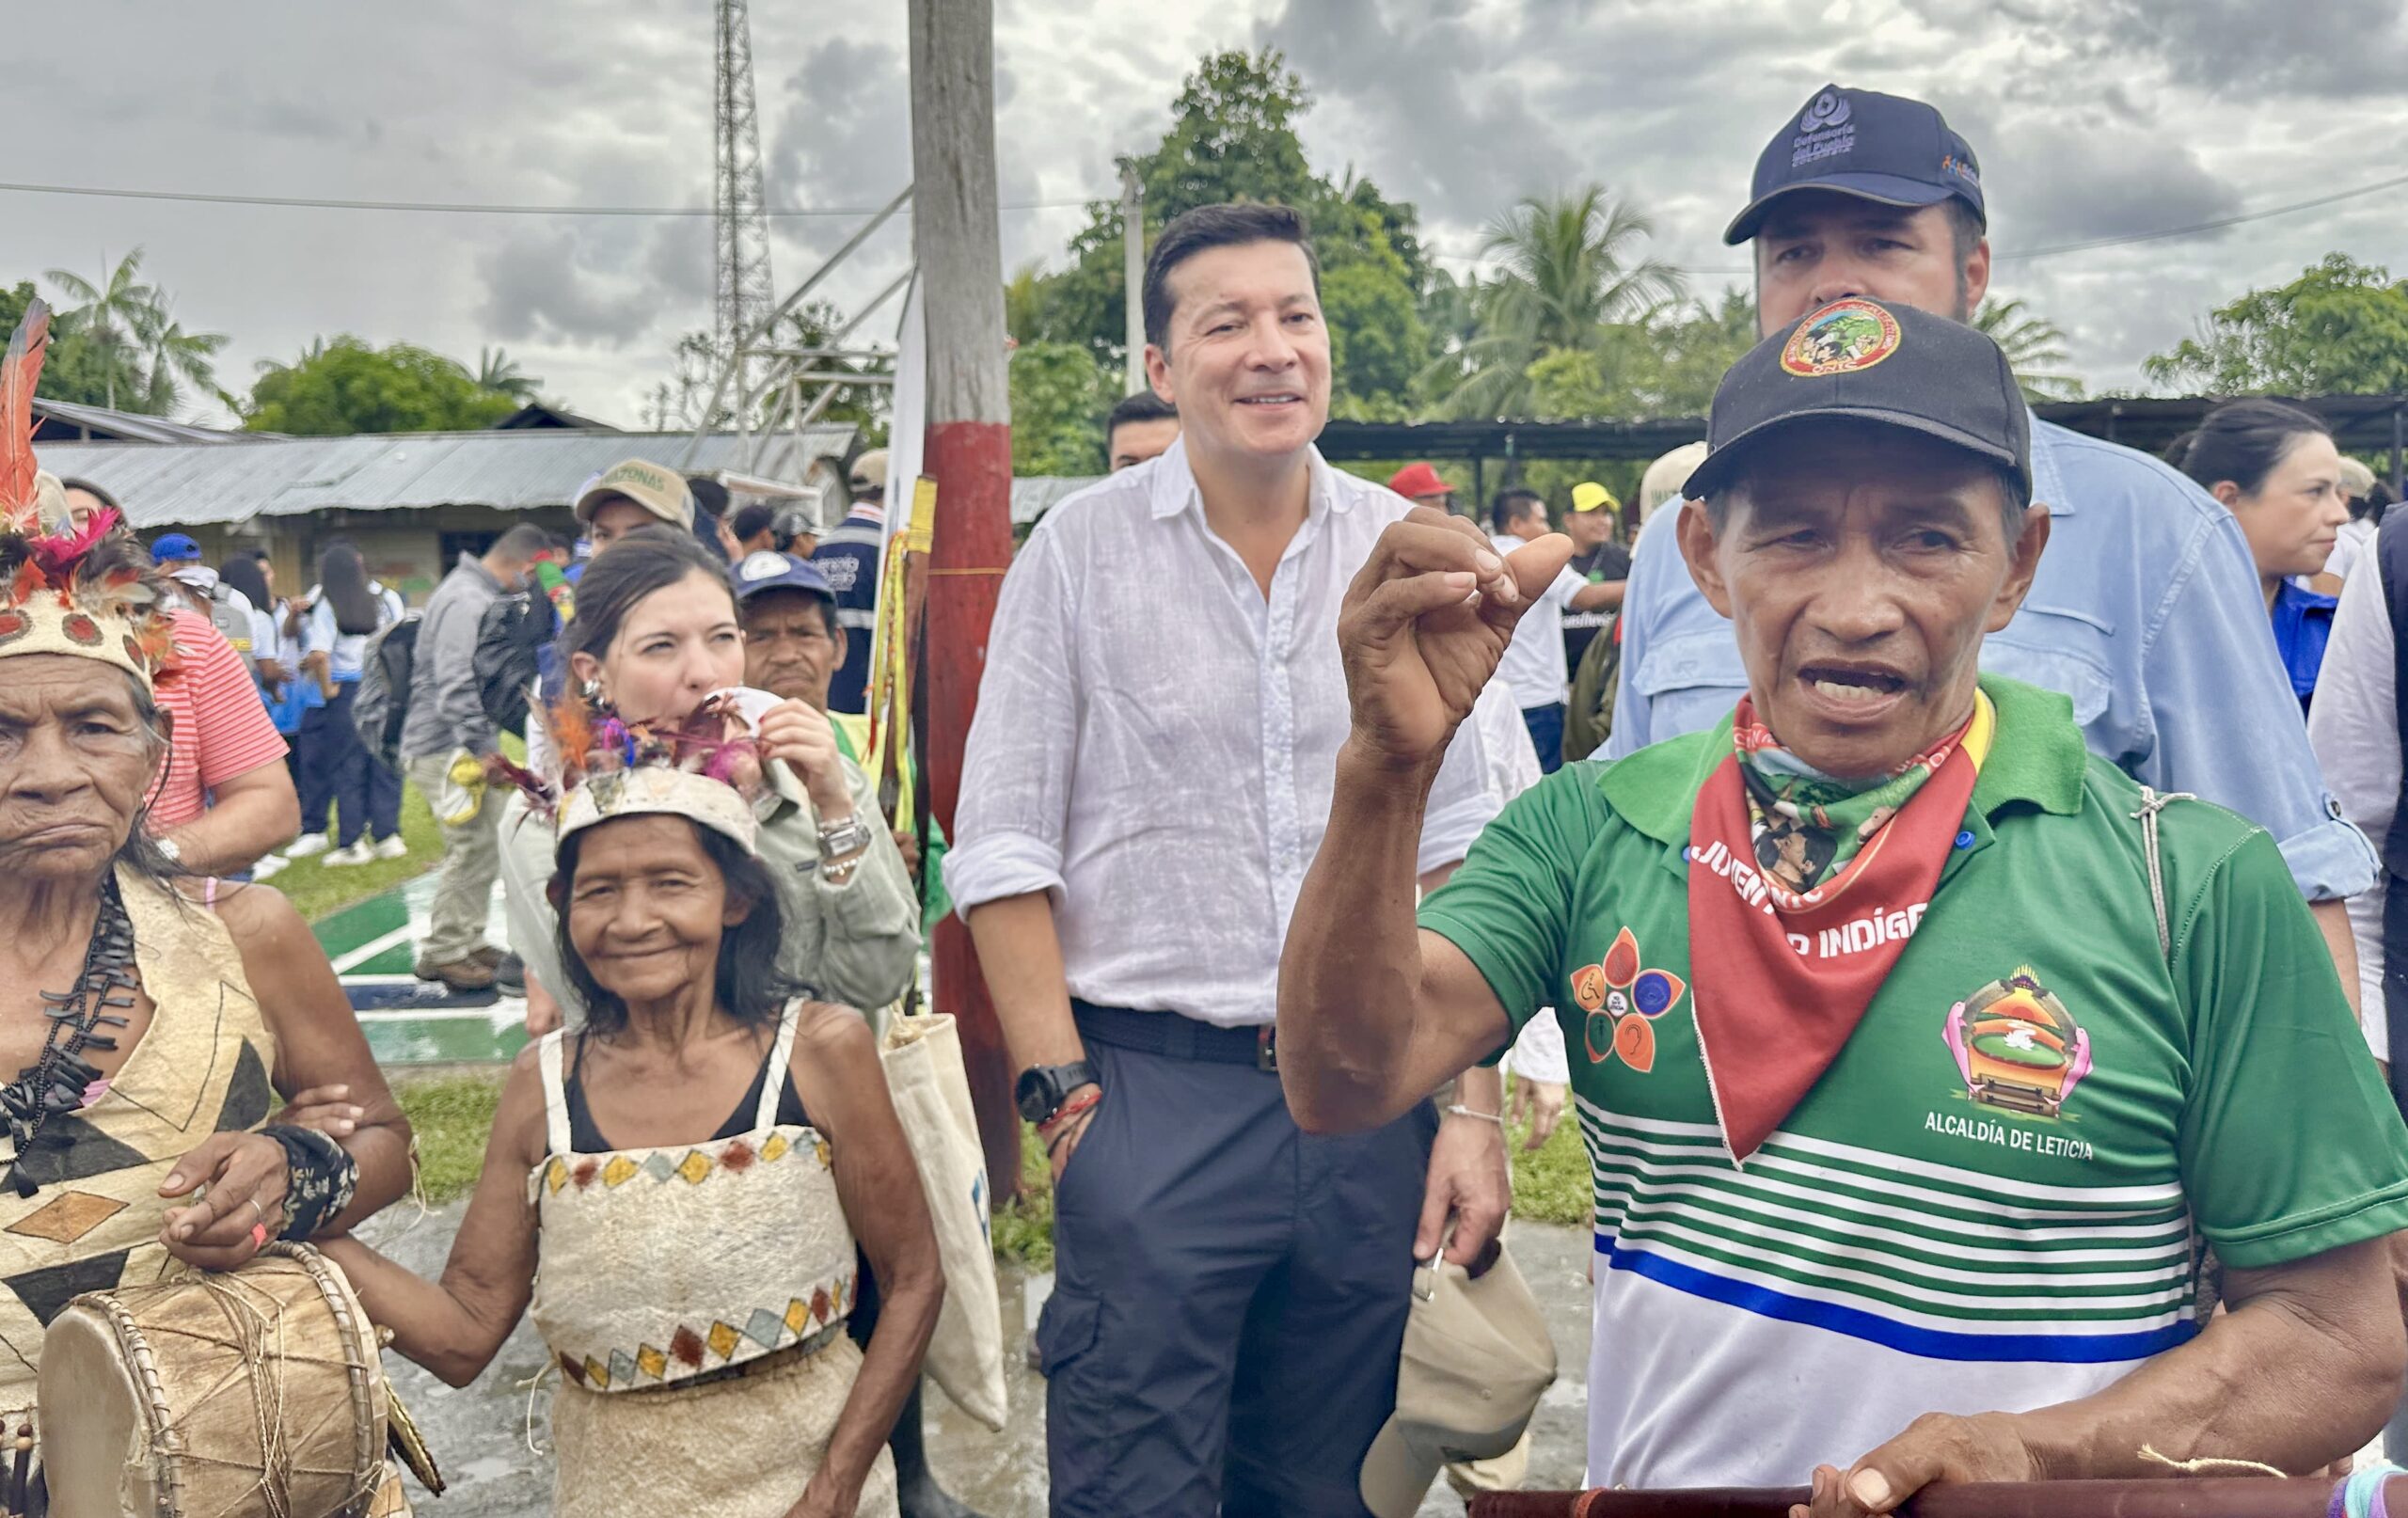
[0,304,415,1510]
[320,735,942,1516]
[496,527,921,1035]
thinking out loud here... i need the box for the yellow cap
[1570,481,1619,514]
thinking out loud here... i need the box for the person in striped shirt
[1279,299,2408,1516]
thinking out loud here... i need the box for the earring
[579,679,602,702]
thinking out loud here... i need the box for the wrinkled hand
[1338,508,1574,770]
[1417,1107,1511,1268]
[894,828,922,879]
[1510,1077,1566,1151]
[780,1473,863,1518]
[752,700,853,816]
[277,1084,364,1141]
[1792,1412,2040,1517]
[158,1132,291,1270]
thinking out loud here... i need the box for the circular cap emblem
[1799,89,1851,134]
[1781,298,1902,377]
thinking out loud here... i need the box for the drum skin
[36,1243,388,1518]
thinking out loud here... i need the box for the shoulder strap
[2131,786,2198,965]
[756,1002,803,1130]
[536,1029,574,1153]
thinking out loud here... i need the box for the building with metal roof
[36,423,860,601]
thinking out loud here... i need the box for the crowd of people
[8,71,2408,1518]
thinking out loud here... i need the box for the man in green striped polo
[1277,297,2408,1516]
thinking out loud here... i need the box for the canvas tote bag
[879,1011,1007,1430]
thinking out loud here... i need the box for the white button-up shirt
[945,436,1499,1028]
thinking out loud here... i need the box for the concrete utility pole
[1119,160,1147,395]
[908,0,1020,1199]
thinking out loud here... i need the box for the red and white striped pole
[907,0,1020,1199]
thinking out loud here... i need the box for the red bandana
[1684,696,1988,1161]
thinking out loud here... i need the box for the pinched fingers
[1353,512,1520,607]
[159,1132,290,1268]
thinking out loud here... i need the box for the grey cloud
[477,228,657,347]
[1259,0,1578,226]
[2079,0,2408,96]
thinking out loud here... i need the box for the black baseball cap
[1685,297,2030,504]
[1724,85,1986,245]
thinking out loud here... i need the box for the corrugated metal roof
[30,397,259,446]
[34,426,858,530]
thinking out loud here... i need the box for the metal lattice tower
[714,0,775,405]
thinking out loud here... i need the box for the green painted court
[312,878,527,1067]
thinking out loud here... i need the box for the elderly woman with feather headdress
[317,655,942,1516]
[0,305,415,1511]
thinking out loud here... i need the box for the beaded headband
[491,691,766,855]
[0,301,178,688]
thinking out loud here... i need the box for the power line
[1426,167,2408,277]
[0,178,1096,218]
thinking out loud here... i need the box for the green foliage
[476,346,543,404]
[1012,48,1431,419]
[1508,1076,1592,1228]
[1522,290,1757,422]
[1422,185,1687,419]
[1009,341,1116,476]
[1973,297,2083,403]
[244,337,517,435]
[0,282,137,411]
[2144,254,2408,396]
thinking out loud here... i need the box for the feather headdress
[0,300,178,688]
[491,688,767,853]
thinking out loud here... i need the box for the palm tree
[1004,260,1048,348]
[46,249,157,411]
[1974,297,2083,403]
[137,298,231,416]
[476,346,543,403]
[1422,186,1685,419]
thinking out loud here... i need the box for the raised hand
[1336,507,1574,770]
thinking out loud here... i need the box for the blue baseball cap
[150,532,202,564]
[731,550,835,605]
[1724,85,1986,245]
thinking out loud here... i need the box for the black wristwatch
[1016,1061,1100,1125]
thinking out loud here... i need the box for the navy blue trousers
[297,683,400,845]
[1521,701,1566,774]
[1039,1013,1437,1517]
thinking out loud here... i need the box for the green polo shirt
[1419,673,2408,1488]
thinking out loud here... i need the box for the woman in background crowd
[289,541,407,866]
[500,527,918,1034]
[2171,399,2350,712]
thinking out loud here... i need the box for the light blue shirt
[1608,416,2377,902]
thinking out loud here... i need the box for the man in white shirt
[947,202,1513,1518]
[1490,487,1618,772]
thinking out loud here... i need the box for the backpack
[1561,617,1623,764]
[202,583,259,681]
[472,590,549,738]
[353,613,421,773]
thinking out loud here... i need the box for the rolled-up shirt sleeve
[2140,507,2378,902]
[2309,561,2400,1055]
[943,529,1079,914]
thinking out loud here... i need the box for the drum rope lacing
[173,1271,302,1518]
[2,878,138,1198]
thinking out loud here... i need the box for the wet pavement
[360,1203,1597,1516]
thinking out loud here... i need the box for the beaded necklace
[0,878,136,1197]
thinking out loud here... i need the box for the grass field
[275,781,443,923]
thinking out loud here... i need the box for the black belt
[1071,1000,1278,1071]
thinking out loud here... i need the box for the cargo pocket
[1035,1286,1101,1379]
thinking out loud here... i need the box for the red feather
[8,560,40,609]
[0,301,50,532]
[28,508,119,579]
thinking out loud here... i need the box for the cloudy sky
[9,0,2402,428]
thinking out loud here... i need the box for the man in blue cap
[1609,84,2376,977]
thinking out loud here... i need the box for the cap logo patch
[1781,298,1901,378]
[1791,88,1857,166]
[738,551,788,581]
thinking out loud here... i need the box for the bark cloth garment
[0,869,280,1449]
[528,1002,897,1516]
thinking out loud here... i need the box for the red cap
[1387,462,1451,499]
